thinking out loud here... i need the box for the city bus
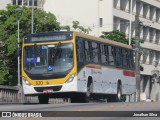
[22,31,136,104]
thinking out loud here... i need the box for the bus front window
[48,43,73,72]
[24,43,73,78]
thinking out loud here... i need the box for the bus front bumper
[22,77,78,95]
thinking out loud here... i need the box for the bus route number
[36,81,43,85]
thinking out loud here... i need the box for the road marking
[17,118,38,120]
[74,102,160,111]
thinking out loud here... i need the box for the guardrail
[0,85,19,103]
[0,85,136,103]
[0,85,69,104]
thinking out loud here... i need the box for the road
[0,102,160,120]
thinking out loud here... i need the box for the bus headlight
[66,74,75,83]
[22,77,31,85]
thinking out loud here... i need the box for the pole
[17,17,22,103]
[31,0,34,34]
[129,0,133,45]
[18,19,20,87]
[97,0,100,36]
[135,15,141,102]
[16,7,24,103]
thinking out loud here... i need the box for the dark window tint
[92,42,99,63]
[85,40,92,62]
[100,44,108,65]
[115,48,122,67]
[13,0,16,5]
[18,0,22,5]
[76,38,85,63]
[108,46,115,65]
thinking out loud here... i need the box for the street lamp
[15,7,23,103]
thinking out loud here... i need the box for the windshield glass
[24,43,73,78]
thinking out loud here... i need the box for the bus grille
[34,86,62,92]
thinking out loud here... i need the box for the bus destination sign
[24,32,73,43]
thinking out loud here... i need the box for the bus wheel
[85,80,93,102]
[38,94,49,104]
[116,83,122,102]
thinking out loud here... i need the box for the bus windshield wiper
[52,42,61,59]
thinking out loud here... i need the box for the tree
[100,30,135,45]
[61,20,92,34]
[60,25,70,31]
[0,5,60,85]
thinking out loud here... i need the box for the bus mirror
[140,65,144,71]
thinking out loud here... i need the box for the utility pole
[129,0,133,45]
[31,0,34,34]
[15,7,24,103]
[135,15,141,102]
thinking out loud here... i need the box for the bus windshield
[24,43,73,79]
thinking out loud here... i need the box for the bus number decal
[36,81,43,85]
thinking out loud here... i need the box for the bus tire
[116,83,122,102]
[107,95,116,102]
[38,94,49,104]
[85,79,93,102]
[70,93,85,103]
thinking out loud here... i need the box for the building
[0,0,11,10]
[43,0,160,101]
[0,0,45,10]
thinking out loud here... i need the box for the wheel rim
[118,89,121,100]
[117,84,122,101]
[86,86,90,97]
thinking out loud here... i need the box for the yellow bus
[22,31,136,104]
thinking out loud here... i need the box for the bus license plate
[43,89,53,93]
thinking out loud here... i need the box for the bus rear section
[75,33,136,102]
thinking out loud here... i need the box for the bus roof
[74,32,132,49]
[24,31,73,37]
[24,31,132,49]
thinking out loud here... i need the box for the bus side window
[84,40,89,62]
[76,37,85,70]
[131,51,135,69]
[122,49,128,67]
[119,48,123,66]
[91,42,98,63]
[100,44,108,65]
[108,46,115,65]
[76,38,85,63]
[126,50,129,68]
[128,50,134,69]
[85,40,92,62]
[88,41,93,62]
[115,47,122,67]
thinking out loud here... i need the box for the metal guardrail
[0,85,19,103]
[0,85,136,103]
[0,85,69,104]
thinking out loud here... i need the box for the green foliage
[61,20,92,34]
[0,62,8,85]
[100,30,135,45]
[72,21,92,34]
[0,5,60,85]
[60,25,70,31]
[72,21,79,30]
[100,30,128,44]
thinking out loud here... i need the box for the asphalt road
[0,102,160,120]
